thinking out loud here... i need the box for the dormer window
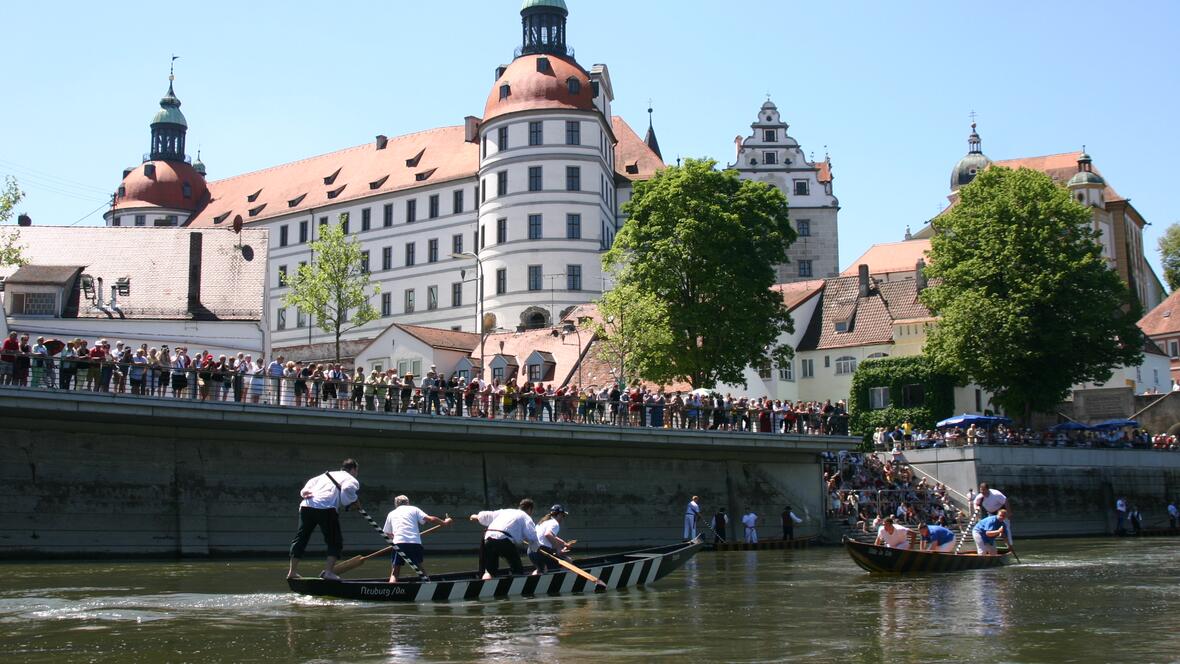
[536,57,551,73]
[213,212,230,225]
[182,182,192,199]
[326,185,346,199]
[499,84,511,100]
[764,129,777,142]
[835,321,849,333]
[567,77,581,95]
[247,189,262,203]
[117,185,126,198]
[323,168,341,186]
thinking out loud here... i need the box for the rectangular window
[381,292,392,317]
[566,213,581,239]
[764,129,777,142]
[496,267,507,295]
[360,250,370,274]
[480,225,486,249]
[427,285,439,311]
[135,214,146,226]
[405,242,416,266]
[758,360,772,380]
[451,282,463,307]
[801,358,815,379]
[497,218,508,244]
[1170,340,1179,358]
[798,260,813,278]
[528,166,543,192]
[112,217,121,227]
[380,247,392,271]
[528,365,542,382]
[497,171,508,196]
[869,387,890,410]
[428,194,439,219]
[566,166,580,191]
[764,152,778,165]
[277,265,287,288]
[528,214,543,240]
[794,180,810,196]
[498,125,509,151]
[453,189,464,214]
[319,216,328,227]
[404,289,415,313]
[428,238,439,263]
[279,225,289,247]
[452,234,463,255]
[797,219,811,237]
[567,264,582,291]
[383,203,393,227]
[778,361,794,381]
[341,216,350,234]
[361,207,371,231]
[299,220,309,243]
[566,120,580,146]
[296,309,307,328]
[406,199,417,223]
[529,121,543,146]
[276,307,286,330]
[528,265,543,291]
[835,357,857,376]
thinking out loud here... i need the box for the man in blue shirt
[918,523,957,553]
[972,508,1010,555]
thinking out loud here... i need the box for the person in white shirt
[470,498,540,580]
[1115,497,1128,534]
[381,495,452,583]
[287,459,361,581]
[684,495,701,540]
[973,483,1008,516]
[528,504,572,573]
[742,510,758,543]
[875,517,911,549]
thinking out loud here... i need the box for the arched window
[867,352,889,360]
[834,356,857,375]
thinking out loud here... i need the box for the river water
[1,538,1176,663]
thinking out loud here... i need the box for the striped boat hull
[843,536,1011,574]
[288,540,702,602]
[711,535,818,552]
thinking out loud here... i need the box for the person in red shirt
[87,341,107,392]
[0,332,18,385]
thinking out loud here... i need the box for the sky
[2,0,1178,278]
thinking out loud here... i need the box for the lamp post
[452,251,485,380]
[562,321,584,391]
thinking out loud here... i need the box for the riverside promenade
[0,387,855,558]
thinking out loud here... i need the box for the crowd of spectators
[871,420,1177,451]
[822,450,967,533]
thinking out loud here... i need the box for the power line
[67,199,113,227]
[0,158,113,195]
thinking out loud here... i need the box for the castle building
[103,0,663,361]
[730,100,839,283]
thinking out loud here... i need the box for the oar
[354,506,430,581]
[540,549,605,588]
[337,515,451,575]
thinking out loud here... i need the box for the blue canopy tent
[1050,421,1091,432]
[1090,419,1139,431]
[936,414,1013,429]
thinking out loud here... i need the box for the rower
[381,494,452,583]
[874,516,911,549]
[917,523,956,553]
[287,458,360,581]
[742,509,759,544]
[711,508,729,544]
[972,508,1010,555]
[973,483,1008,517]
[471,498,540,580]
[528,504,572,573]
[684,495,701,540]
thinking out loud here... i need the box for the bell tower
[520,0,570,57]
[149,63,188,162]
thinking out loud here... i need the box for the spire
[967,121,982,154]
[644,103,662,160]
[149,59,188,162]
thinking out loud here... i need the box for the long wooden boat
[843,536,1011,573]
[711,535,818,552]
[287,540,702,602]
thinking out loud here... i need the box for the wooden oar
[540,549,605,588]
[337,516,451,575]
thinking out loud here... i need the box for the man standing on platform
[782,505,803,540]
[742,509,759,544]
[973,483,1008,516]
[684,495,701,540]
[287,458,360,581]
[711,508,729,544]
[382,494,451,583]
[1115,496,1128,535]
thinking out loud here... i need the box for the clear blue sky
[2,0,1178,277]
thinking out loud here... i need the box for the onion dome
[1067,151,1105,187]
[193,151,207,176]
[152,81,188,128]
[113,160,208,212]
[483,54,594,122]
[950,122,991,191]
[522,0,567,10]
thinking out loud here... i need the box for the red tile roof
[612,116,665,181]
[476,325,594,387]
[994,152,1122,202]
[482,54,596,123]
[395,323,480,352]
[114,160,209,212]
[841,239,932,276]
[797,276,931,351]
[816,160,832,184]
[1139,289,1180,337]
[772,279,825,310]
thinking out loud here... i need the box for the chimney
[109,285,121,313]
[187,232,203,312]
[375,135,388,150]
[858,264,870,298]
[915,259,928,292]
[96,277,106,308]
[16,213,31,227]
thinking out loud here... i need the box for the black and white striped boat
[287,540,702,602]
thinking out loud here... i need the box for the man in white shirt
[684,495,701,540]
[382,495,452,583]
[741,510,758,543]
[1115,497,1128,534]
[470,498,540,580]
[287,458,360,581]
[875,517,911,549]
[974,483,1008,516]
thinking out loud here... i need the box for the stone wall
[0,389,849,558]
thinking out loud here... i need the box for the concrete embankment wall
[0,389,852,558]
[906,447,1180,536]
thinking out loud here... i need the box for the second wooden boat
[843,535,1011,573]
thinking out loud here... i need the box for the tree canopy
[281,216,380,363]
[920,166,1143,422]
[0,177,26,267]
[602,158,796,389]
[1157,222,1180,292]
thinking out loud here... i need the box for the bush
[848,355,956,448]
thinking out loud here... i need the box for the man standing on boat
[742,509,759,543]
[471,498,540,580]
[782,505,803,540]
[382,495,452,583]
[684,495,701,540]
[917,523,957,553]
[874,517,911,549]
[973,483,1008,517]
[711,508,729,544]
[287,458,360,581]
[972,508,1010,555]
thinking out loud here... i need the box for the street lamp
[451,251,485,380]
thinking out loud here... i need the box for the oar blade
[335,555,366,574]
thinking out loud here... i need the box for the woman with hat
[529,504,573,573]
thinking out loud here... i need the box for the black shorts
[390,543,425,567]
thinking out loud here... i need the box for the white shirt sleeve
[475,510,497,527]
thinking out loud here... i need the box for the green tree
[1157,222,1180,291]
[0,177,26,267]
[594,279,672,389]
[921,166,1143,423]
[603,158,796,389]
[281,215,380,363]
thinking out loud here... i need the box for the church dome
[1067,152,1105,187]
[483,54,595,122]
[950,123,990,191]
[113,160,207,212]
[152,83,187,128]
